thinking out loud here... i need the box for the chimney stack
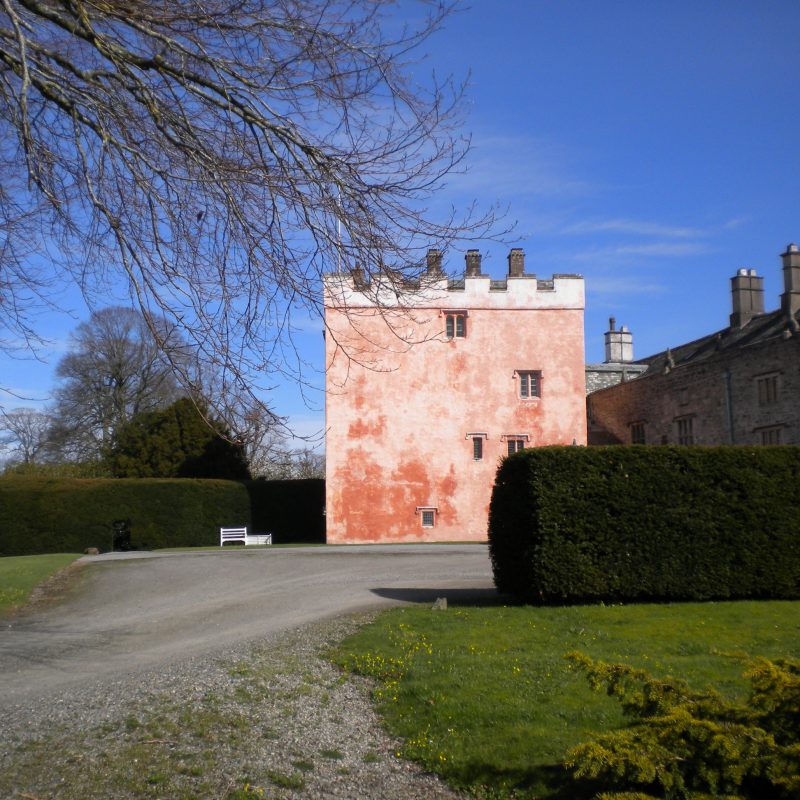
[351,265,367,289]
[507,248,525,277]
[730,268,764,328]
[604,317,634,363]
[426,248,443,277]
[781,243,800,317]
[465,249,482,277]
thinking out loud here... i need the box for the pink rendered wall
[324,284,586,543]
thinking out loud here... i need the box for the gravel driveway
[0,544,495,798]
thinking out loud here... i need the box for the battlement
[323,247,584,310]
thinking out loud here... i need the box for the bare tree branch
[48,306,182,458]
[0,0,506,426]
[0,405,51,463]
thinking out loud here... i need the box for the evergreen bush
[564,652,800,799]
[488,446,800,603]
[107,398,251,479]
[0,477,327,554]
[0,478,250,554]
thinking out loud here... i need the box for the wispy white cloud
[0,387,51,407]
[722,217,749,230]
[290,313,325,334]
[553,240,714,271]
[560,218,708,239]
[444,133,593,199]
[585,276,669,296]
[284,413,325,450]
[553,215,747,245]
[1,335,73,360]
[608,241,714,258]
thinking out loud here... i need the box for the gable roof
[633,307,800,378]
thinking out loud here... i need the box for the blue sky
[2,0,799,443]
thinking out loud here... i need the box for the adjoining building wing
[588,243,800,447]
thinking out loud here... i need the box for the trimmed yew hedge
[488,446,800,603]
[247,479,325,545]
[0,478,250,554]
[0,477,326,554]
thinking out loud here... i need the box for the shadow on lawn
[444,762,599,800]
[370,587,503,606]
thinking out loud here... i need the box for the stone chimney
[426,248,443,277]
[781,243,800,317]
[507,248,525,277]
[604,317,634,363]
[465,249,482,277]
[351,265,367,289]
[730,268,764,328]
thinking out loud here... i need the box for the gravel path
[1,615,467,799]
[1,545,494,705]
[0,546,491,798]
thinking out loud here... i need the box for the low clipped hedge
[488,446,800,604]
[0,478,251,555]
[248,479,325,544]
[0,477,326,555]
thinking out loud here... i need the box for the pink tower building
[324,248,586,543]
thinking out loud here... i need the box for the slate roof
[633,307,800,378]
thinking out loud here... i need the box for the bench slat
[220,527,272,546]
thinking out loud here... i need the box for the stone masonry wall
[585,363,648,395]
[588,334,800,446]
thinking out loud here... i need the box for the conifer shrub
[107,398,251,480]
[564,652,800,799]
[0,478,250,554]
[488,446,800,603]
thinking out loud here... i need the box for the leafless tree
[251,429,325,479]
[0,405,51,463]
[1,0,503,425]
[49,306,181,458]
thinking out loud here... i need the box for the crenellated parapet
[323,247,584,310]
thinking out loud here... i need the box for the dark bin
[112,519,133,551]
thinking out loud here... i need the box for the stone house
[588,243,800,446]
[323,249,587,543]
[585,318,648,394]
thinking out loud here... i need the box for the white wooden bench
[219,526,273,546]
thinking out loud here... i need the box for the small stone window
[506,438,526,455]
[502,433,529,455]
[517,370,542,399]
[417,506,438,528]
[630,422,646,445]
[445,312,467,339]
[466,432,488,461]
[675,416,695,445]
[756,373,779,406]
[758,426,782,445]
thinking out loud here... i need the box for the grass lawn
[0,553,82,613]
[334,600,800,799]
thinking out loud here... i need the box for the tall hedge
[488,446,800,603]
[0,478,251,555]
[248,479,325,544]
[0,477,327,555]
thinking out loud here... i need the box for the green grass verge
[333,600,800,799]
[0,553,81,612]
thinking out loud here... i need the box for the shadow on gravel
[370,587,501,607]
